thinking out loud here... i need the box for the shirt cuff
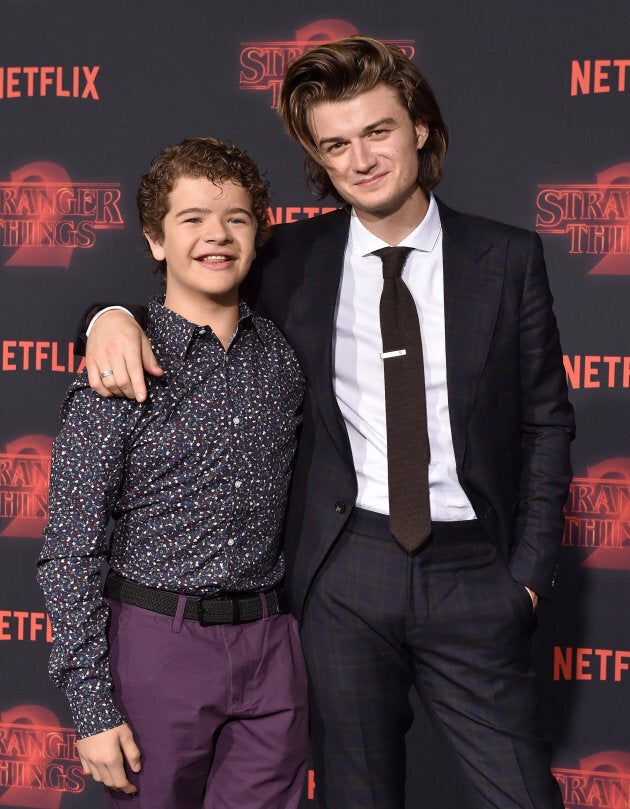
[86,306,135,337]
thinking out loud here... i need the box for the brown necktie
[375,246,431,552]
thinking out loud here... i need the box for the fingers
[120,725,142,774]
[77,724,140,794]
[524,586,539,610]
[85,309,163,401]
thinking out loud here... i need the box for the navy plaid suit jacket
[242,199,575,620]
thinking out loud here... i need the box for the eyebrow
[317,117,397,148]
[174,206,253,218]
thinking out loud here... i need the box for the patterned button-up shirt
[37,297,304,738]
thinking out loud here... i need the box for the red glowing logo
[563,458,630,569]
[536,163,630,275]
[0,704,85,807]
[239,20,415,108]
[0,161,123,269]
[0,435,52,539]
[553,750,630,808]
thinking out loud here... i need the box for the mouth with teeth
[195,253,236,267]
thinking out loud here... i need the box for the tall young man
[38,138,307,809]
[82,38,574,809]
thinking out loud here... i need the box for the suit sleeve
[73,303,148,356]
[508,232,575,598]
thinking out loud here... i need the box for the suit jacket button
[334,501,346,514]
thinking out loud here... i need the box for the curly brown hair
[277,36,449,202]
[137,137,271,279]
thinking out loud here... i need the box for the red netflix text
[564,355,630,389]
[0,66,99,100]
[0,611,52,643]
[571,59,630,95]
[2,341,85,374]
[267,205,338,226]
[554,647,630,682]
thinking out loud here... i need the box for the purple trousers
[104,597,308,809]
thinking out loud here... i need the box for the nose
[202,217,230,243]
[350,140,376,173]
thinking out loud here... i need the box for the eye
[183,216,202,224]
[227,216,250,225]
[326,141,346,154]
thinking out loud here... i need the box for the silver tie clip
[380,349,407,360]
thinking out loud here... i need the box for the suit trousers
[299,509,564,809]
[104,598,308,809]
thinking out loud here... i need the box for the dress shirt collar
[349,192,442,257]
[147,295,261,363]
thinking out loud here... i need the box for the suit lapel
[438,200,506,467]
[285,209,354,466]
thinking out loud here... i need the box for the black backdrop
[1,2,629,807]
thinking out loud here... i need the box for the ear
[144,231,165,262]
[414,121,429,149]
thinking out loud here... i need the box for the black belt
[105,573,289,626]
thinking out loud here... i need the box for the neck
[355,189,430,245]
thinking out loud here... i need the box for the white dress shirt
[333,195,475,521]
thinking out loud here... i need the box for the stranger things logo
[239,19,414,108]
[0,161,123,269]
[563,458,630,569]
[0,435,52,539]
[0,704,85,807]
[553,751,630,808]
[536,163,630,275]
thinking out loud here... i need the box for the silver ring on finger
[100,369,114,379]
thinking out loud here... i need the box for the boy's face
[146,176,257,313]
[307,83,428,228]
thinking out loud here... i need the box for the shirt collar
[146,296,261,362]
[349,192,442,257]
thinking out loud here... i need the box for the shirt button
[197,327,207,335]
[235,480,242,489]
[334,501,346,514]
[227,538,235,546]
[233,416,240,426]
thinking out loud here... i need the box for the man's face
[307,84,428,228]
[146,176,256,315]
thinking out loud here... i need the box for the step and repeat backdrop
[0,1,628,807]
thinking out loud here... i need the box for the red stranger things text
[563,458,630,569]
[553,751,630,808]
[536,164,630,275]
[239,19,414,108]
[0,161,123,268]
[0,435,52,538]
[0,705,85,807]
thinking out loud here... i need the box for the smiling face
[307,84,429,238]
[145,176,257,321]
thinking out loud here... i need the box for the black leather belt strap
[105,573,288,626]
